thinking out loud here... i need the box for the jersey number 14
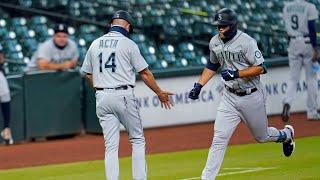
[99,52,116,73]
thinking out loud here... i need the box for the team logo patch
[218,14,223,20]
[255,50,262,58]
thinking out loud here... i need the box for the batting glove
[221,69,239,81]
[188,83,203,100]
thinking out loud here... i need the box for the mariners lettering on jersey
[99,39,118,49]
[216,50,243,63]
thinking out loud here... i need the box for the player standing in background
[282,0,319,122]
[81,10,173,180]
[25,23,79,71]
[0,44,13,145]
[188,8,295,180]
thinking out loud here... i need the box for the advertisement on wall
[134,66,320,128]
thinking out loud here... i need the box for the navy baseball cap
[54,23,68,34]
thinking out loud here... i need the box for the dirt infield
[0,112,319,170]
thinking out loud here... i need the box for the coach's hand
[188,83,203,100]
[221,69,239,81]
[157,90,174,109]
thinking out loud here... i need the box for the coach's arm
[0,51,4,64]
[139,68,173,109]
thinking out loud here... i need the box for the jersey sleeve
[81,45,93,74]
[130,43,148,72]
[244,39,264,66]
[209,38,219,64]
[308,4,318,21]
[37,43,52,61]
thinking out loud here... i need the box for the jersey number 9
[99,52,116,73]
[291,15,299,30]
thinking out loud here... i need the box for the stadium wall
[1,65,318,141]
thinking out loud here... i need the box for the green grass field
[1,136,319,180]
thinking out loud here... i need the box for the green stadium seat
[153,59,169,69]
[30,16,48,26]
[11,17,27,27]
[0,19,7,28]
[0,28,9,40]
[21,38,38,57]
[160,44,177,64]
[175,58,189,67]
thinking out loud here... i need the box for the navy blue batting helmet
[110,10,133,33]
[213,8,237,26]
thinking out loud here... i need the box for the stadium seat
[160,44,177,65]
[0,0,310,73]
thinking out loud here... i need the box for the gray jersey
[282,0,319,118]
[26,38,79,71]
[81,31,148,88]
[283,0,318,37]
[209,30,264,90]
[82,29,149,179]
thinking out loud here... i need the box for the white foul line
[178,167,276,180]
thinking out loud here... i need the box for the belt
[225,85,257,96]
[96,85,134,91]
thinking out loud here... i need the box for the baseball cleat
[283,125,295,157]
[281,103,290,122]
[1,128,14,145]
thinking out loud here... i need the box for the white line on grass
[178,167,276,180]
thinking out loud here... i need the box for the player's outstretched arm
[198,67,216,86]
[139,68,174,109]
[188,67,216,100]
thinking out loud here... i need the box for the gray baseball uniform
[0,44,10,103]
[81,30,148,180]
[201,31,293,179]
[282,0,319,118]
[26,38,79,71]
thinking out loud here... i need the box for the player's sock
[1,102,11,128]
[276,130,287,142]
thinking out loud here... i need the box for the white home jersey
[81,31,148,88]
[283,0,318,37]
[209,30,264,90]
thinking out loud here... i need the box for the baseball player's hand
[221,69,239,81]
[312,48,318,62]
[188,83,203,100]
[157,90,174,109]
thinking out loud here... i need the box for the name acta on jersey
[99,39,119,49]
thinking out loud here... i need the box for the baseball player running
[0,43,13,145]
[282,0,319,122]
[188,8,295,180]
[81,10,173,180]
